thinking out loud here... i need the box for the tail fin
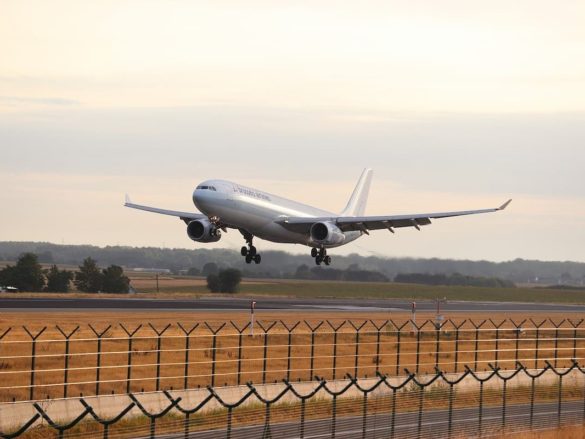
[340,168,373,216]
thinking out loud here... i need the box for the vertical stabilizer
[340,168,373,216]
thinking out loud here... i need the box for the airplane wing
[277,199,512,234]
[124,195,206,223]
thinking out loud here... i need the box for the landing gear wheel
[315,256,322,266]
[240,231,260,263]
[324,256,331,266]
[311,248,318,258]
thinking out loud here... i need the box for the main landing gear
[240,231,261,264]
[312,247,331,266]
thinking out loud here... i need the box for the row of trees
[295,264,389,282]
[0,253,129,293]
[3,242,584,285]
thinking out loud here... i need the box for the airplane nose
[193,188,217,212]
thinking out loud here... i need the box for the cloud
[0,96,80,106]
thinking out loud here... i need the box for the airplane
[125,169,511,266]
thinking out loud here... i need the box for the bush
[75,257,103,292]
[206,268,242,293]
[101,265,130,293]
[45,265,74,292]
[0,253,45,291]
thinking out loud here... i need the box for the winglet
[498,199,512,210]
[125,194,131,205]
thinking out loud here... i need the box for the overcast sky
[1,1,584,262]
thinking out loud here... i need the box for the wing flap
[278,200,511,233]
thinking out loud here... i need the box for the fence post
[349,321,368,379]
[470,320,487,371]
[568,319,583,361]
[88,324,112,396]
[226,407,233,439]
[300,398,306,438]
[390,321,409,375]
[56,325,80,398]
[129,392,181,439]
[558,370,563,426]
[416,378,424,439]
[177,323,199,389]
[489,320,505,369]
[510,319,526,364]
[359,383,368,439]
[369,320,389,375]
[281,321,300,382]
[261,401,272,439]
[332,393,337,439]
[490,363,523,431]
[257,321,278,384]
[449,320,466,373]
[530,319,546,369]
[23,326,47,400]
[230,321,250,386]
[304,321,324,381]
[502,377,507,427]
[530,370,536,428]
[326,321,347,380]
[478,379,484,435]
[204,322,227,387]
[148,323,171,392]
[549,319,566,368]
[120,324,142,394]
[391,385,397,438]
[545,360,572,428]
[434,321,445,371]
[414,320,432,374]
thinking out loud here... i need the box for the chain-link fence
[2,361,585,438]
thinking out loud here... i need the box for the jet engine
[310,221,345,246]
[187,219,221,243]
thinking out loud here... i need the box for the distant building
[132,268,171,274]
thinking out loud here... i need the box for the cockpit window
[196,185,216,191]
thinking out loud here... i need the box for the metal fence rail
[2,361,585,439]
[0,318,584,402]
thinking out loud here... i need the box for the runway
[1,295,584,312]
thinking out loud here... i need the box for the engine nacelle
[187,219,221,243]
[310,221,345,246]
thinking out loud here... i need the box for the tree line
[0,253,129,293]
[1,241,583,285]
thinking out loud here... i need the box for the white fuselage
[192,179,362,248]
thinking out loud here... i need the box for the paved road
[1,296,585,313]
[153,401,583,438]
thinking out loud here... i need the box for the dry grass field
[0,310,583,402]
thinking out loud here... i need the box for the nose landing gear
[240,230,261,264]
[312,247,331,266]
